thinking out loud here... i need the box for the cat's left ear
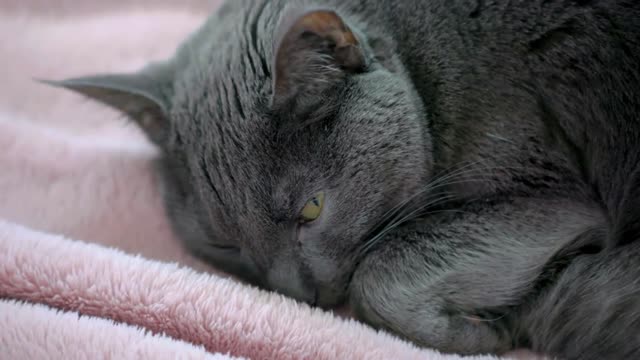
[272,7,369,115]
[40,63,174,145]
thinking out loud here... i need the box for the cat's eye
[300,193,325,223]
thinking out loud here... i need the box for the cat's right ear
[39,63,174,146]
[271,7,369,116]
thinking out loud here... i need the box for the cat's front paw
[349,247,511,355]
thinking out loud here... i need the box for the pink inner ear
[272,8,366,107]
[294,10,359,48]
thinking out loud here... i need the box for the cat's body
[48,0,640,358]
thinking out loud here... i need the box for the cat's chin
[314,293,346,310]
[313,283,349,309]
[329,304,355,319]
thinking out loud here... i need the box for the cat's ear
[272,7,368,114]
[40,64,174,145]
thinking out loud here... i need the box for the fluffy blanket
[0,1,540,359]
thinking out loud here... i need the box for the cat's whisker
[359,207,462,257]
[459,313,507,323]
[366,159,504,231]
[359,194,458,256]
[370,187,443,234]
[366,163,515,237]
[458,314,507,323]
[356,159,527,256]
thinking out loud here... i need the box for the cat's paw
[349,248,511,355]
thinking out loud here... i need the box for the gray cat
[45,0,640,358]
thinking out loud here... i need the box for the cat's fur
[46,0,640,358]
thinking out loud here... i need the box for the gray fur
[47,0,640,358]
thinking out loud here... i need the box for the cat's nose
[267,260,317,305]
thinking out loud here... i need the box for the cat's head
[48,2,432,307]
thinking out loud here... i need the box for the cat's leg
[349,196,604,355]
[522,241,640,360]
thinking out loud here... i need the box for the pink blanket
[0,1,540,359]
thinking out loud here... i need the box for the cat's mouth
[208,244,241,252]
[315,280,351,309]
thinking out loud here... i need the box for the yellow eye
[300,193,325,223]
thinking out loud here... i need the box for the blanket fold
[0,220,487,360]
[0,299,235,360]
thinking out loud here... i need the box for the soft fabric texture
[1,220,497,360]
[0,300,236,360]
[0,1,542,359]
